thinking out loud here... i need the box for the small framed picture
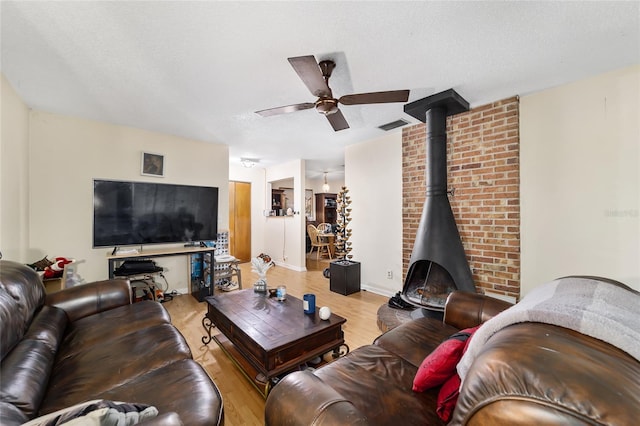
[305,189,314,220]
[141,152,164,177]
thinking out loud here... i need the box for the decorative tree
[334,186,353,261]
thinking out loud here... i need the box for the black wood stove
[401,89,476,316]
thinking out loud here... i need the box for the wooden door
[229,181,251,262]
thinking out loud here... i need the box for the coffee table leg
[265,379,275,397]
[333,344,350,358]
[259,374,281,398]
[202,315,216,345]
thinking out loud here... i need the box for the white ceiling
[2,1,639,178]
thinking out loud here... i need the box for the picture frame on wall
[141,152,164,177]
[305,189,314,220]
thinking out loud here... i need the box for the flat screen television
[93,179,219,248]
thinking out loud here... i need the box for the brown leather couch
[0,260,223,425]
[265,285,640,425]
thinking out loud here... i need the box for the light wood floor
[164,255,389,426]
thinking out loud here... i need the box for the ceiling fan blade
[255,102,315,117]
[326,109,349,131]
[288,55,332,98]
[339,89,410,105]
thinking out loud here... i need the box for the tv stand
[112,246,141,256]
[107,246,216,300]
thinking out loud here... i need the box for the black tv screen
[93,179,219,248]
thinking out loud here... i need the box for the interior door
[229,181,251,262]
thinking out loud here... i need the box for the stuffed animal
[43,257,74,279]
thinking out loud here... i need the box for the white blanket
[457,277,640,382]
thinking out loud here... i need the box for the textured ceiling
[2,1,639,178]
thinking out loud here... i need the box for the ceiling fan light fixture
[315,98,339,115]
[240,158,259,168]
[322,172,330,193]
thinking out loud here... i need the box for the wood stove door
[402,260,457,310]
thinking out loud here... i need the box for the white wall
[28,111,229,289]
[521,65,640,294]
[1,75,31,262]
[346,131,404,296]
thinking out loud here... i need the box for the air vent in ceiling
[378,119,409,131]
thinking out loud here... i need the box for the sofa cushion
[314,345,445,425]
[0,306,67,419]
[374,316,458,368]
[41,323,192,414]
[0,261,46,359]
[55,301,171,359]
[91,360,224,426]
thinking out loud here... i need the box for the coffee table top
[205,289,346,352]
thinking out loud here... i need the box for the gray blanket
[457,277,640,383]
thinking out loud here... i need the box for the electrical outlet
[386,270,393,279]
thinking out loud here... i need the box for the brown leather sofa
[265,283,640,425]
[0,260,223,425]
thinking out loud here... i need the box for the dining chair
[307,224,332,260]
[317,223,332,234]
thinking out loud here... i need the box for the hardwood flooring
[164,255,389,426]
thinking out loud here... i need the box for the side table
[214,259,242,289]
[329,260,361,295]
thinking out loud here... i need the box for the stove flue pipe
[425,107,448,197]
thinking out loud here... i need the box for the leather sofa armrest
[138,412,183,426]
[451,323,640,425]
[265,371,369,426]
[45,279,132,322]
[443,291,513,330]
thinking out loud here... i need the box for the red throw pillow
[412,325,479,392]
[436,373,461,422]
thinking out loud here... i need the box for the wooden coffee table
[202,289,348,397]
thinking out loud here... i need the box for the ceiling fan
[255,55,410,131]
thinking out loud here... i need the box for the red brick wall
[402,96,520,300]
